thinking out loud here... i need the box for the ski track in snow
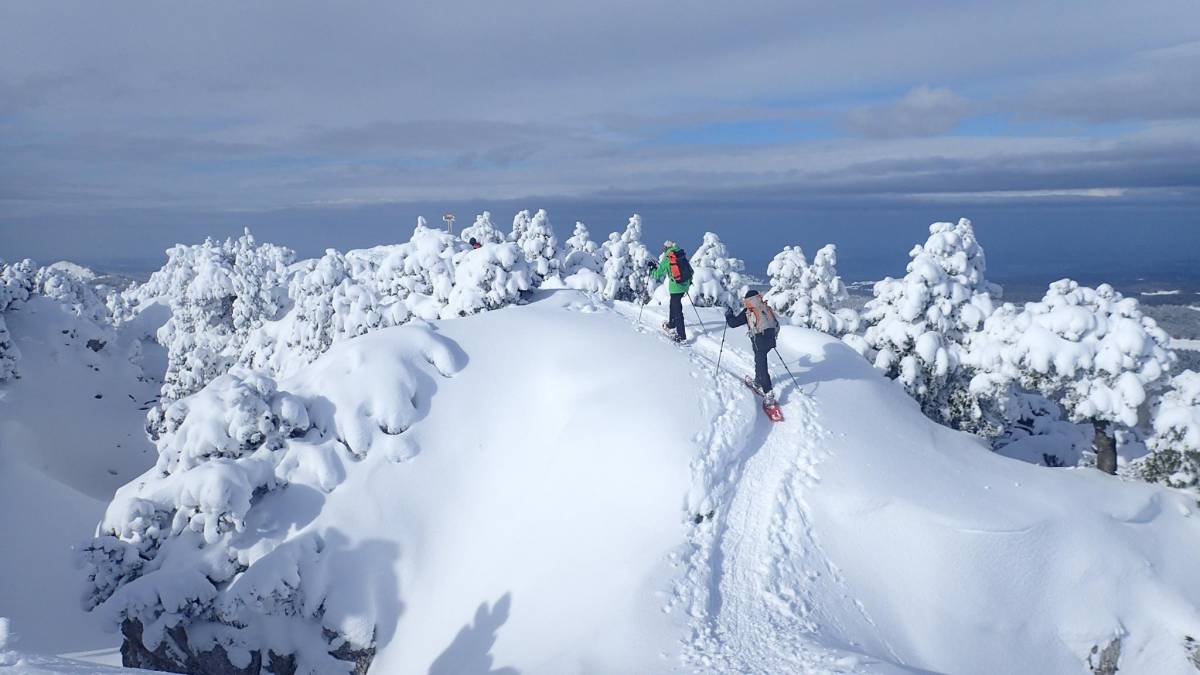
[616,302,888,674]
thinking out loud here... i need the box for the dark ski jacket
[727,306,778,353]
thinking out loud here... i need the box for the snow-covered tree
[82,327,465,674]
[1141,371,1200,490]
[562,221,601,275]
[229,228,292,340]
[34,265,111,325]
[0,259,36,382]
[242,248,408,376]
[688,231,746,307]
[147,231,294,425]
[601,215,652,302]
[849,218,1000,427]
[442,243,533,317]
[764,244,858,336]
[968,279,1176,473]
[375,219,462,315]
[514,208,559,286]
[510,209,532,243]
[459,211,505,245]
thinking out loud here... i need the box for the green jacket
[651,246,692,294]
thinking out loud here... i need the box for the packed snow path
[618,301,902,673]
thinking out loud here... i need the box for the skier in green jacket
[648,241,693,343]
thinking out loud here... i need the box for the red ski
[743,376,784,422]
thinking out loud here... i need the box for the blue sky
[1,0,1198,281]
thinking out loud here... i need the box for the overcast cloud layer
[1,0,1198,276]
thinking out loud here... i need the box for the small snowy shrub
[514,208,560,286]
[853,218,1000,427]
[82,327,465,675]
[688,231,746,307]
[1141,371,1200,489]
[764,244,858,335]
[969,279,1176,472]
[601,215,652,302]
[442,243,532,318]
[459,211,506,245]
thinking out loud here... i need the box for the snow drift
[77,290,1200,674]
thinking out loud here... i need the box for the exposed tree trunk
[1093,419,1118,475]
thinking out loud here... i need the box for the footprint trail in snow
[618,301,899,674]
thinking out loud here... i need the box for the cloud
[1014,40,1200,123]
[2,0,1200,226]
[842,86,972,139]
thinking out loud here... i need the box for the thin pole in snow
[686,292,704,331]
[637,271,652,326]
[774,348,801,393]
[715,321,728,378]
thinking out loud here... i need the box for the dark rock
[1088,636,1121,675]
[121,618,374,675]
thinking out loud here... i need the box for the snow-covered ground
[0,290,163,664]
[6,287,1200,673]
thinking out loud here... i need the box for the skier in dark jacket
[469,237,482,250]
[726,289,780,406]
[648,241,693,343]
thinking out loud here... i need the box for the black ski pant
[667,292,686,340]
[752,328,777,393]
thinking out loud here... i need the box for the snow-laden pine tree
[561,221,605,293]
[510,209,532,243]
[443,242,533,317]
[459,211,506,245]
[229,228,292,341]
[153,240,239,411]
[514,208,559,286]
[34,265,111,325]
[688,231,746,307]
[0,259,36,382]
[375,218,462,318]
[764,244,858,336]
[562,221,601,275]
[149,231,294,423]
[601,215,652,302]
[968,279,1176,473]
[849,218,999,427]
[1141,370,1200,490]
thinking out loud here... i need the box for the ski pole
[773,348,801,393]
[686,292,705,331]
[636,271,652,326]
[714,320,728,377]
